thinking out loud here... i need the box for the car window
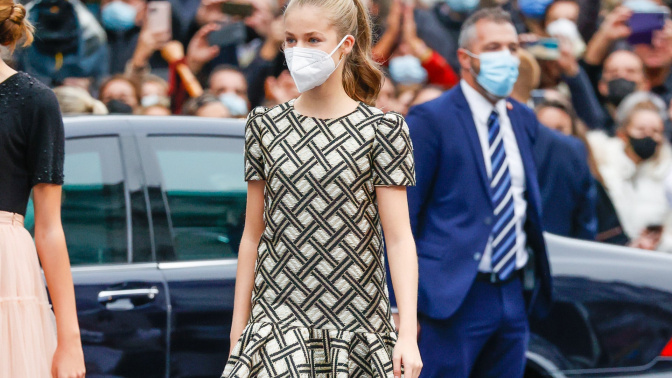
[148,136,246,261]
[26,137,129,265]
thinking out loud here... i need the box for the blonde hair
[0,0,34,52]
[285,0,383,106]
[54,86,109,115]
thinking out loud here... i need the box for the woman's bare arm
[229,180,266,354]
[32,183,85,378]
[377,186,422,378]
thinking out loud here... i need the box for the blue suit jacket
[401,85,552,320]
[533,126,598,240]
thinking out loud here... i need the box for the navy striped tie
[487,110,517,280]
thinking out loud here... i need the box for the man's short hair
[458,8,515,50]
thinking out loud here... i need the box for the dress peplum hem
[223,322,397,378]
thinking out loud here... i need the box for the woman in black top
[0,2,85,377]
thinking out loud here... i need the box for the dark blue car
[27,116,672,377]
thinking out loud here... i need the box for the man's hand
[131,26,172,70]
[599,6,633,42]
[186,23,222,74]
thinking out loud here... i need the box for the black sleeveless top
[0,72,64,216]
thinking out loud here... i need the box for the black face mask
[105,99,133,114]
[629,135,658,160]
[607,78,637,106]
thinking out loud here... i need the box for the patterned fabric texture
[223,99,415,377]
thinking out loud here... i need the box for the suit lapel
[453,87,492,206]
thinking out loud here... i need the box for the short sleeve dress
[0,72,63,377]
[223,99,415,378]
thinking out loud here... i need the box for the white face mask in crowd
[546,18,586,58]
[284,35,351,93]
[218,93,249,117]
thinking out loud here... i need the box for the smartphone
[220,2,254,17]
[524,38,560,61]
[208,21,247,47]
[147,1,172,36]
[628,12,667,45]
[530,89,546,107]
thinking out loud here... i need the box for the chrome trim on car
[158,260,238,270]
[71,263,159,272]
[526,351,567,378]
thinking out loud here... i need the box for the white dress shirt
[460,80,529,272]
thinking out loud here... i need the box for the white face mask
[546,18,586,58]
[284,35,351,93]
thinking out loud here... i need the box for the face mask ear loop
[328,35,352,59]
[463,50,479,59]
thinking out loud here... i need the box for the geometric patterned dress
[222,99,416,377]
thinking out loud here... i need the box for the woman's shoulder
[16,73,59,106]
[3,72,60,116]
[247,100,297,122]
[359,103,407,124]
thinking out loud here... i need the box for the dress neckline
[0,72,20,88]
[289,98,363,122]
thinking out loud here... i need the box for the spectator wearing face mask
[588,92,672,251]
[140,74,170,107]
[101,0,183,75]
[99,74,141,113]
[535,1,606,130]
[378,3,459,90]
[584,2,672,103]
[207,65,250,118]
[411,0,480,72]
[596,50,649,134]
[183,93,231,117]
[517,0,554,35]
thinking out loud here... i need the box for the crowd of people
[3,0,672,252]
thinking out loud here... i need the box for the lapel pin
[506,102,513,110]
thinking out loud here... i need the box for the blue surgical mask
[444,0,479,14]
[466,49,520,98]
[518,0,553,19]
[219,93,248,117]
[102,1,137,32]
[389,55,428,85]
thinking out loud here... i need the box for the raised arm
[229,180,266,355]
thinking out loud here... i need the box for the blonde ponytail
[285,0,384,106]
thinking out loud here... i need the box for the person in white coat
[588,92,672,252]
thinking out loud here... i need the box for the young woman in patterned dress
[223,0,422,377]
[0,1,85,377]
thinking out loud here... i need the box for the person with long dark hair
[0,1,85,376]
[222,0,422,376]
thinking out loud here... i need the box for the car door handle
[98,287,159,307]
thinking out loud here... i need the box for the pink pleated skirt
[0,211,57,378]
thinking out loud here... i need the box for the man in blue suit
[404,8,552,377]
